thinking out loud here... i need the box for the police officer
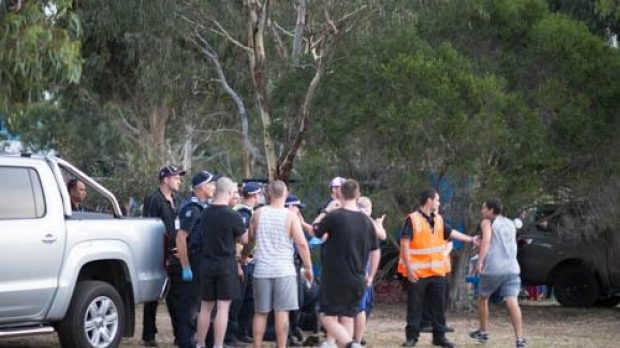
[175,170,217,348]
[225,182,262,346]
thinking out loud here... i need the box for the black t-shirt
[315,208,379,305]
[143,189,182,250]
[399,210,452,240]
[199,204,246,276]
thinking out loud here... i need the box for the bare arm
[371,214,387,240]
[476,219,493,274]
[176,230,190,268]
[299,213,315,237]
[400,237,417,282]
[237,230,249,245]
[366,248,381,286]
[449,229,477,244]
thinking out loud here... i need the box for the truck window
[0,166,46,219]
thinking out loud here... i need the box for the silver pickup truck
[0,154,167,348]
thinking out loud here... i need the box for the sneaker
[319,342,338,348]
[516,338,528,348]
[402,338,418,347]
[469,329,489,344]
[432,337,455,348]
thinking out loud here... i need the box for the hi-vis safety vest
[397,211,450,279]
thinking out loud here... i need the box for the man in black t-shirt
[313,179,380,348]
[195,177,248,348]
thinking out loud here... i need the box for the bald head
[268,180,287,199]
[214,177,236,199]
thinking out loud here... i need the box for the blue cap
[285,193,305,208]
[159,165,186,180]
[191,170,216,188]
[242,182,261,196]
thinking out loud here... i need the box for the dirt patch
[2,301,619,348]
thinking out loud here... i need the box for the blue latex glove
[182,266,193,281]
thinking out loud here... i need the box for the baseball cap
[329,176,346,188]
[159,165,186,180]
[191,170,217,188]
[285,193,305,208]
[242,182,262,196]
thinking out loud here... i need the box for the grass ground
[2,300,619,348]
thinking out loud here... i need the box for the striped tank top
[253,206,297,278]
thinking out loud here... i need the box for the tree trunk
[182,123,194,174]
[149,105,171,167]
[247,0,278,181]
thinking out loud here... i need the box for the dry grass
[2,300,619,348]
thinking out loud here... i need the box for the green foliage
[0,0,82,111]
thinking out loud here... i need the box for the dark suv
[517,204,620,307]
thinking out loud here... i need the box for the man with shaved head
[249,180,314,348]
[195,177,249,348]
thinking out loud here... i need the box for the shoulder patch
[190,196,199,203]
[185,210,193,218]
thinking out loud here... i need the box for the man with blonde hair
[195,177,249,348]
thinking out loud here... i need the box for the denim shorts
[479,274,521,298]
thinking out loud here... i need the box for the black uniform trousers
[405,275,447,342]
[177,251,202,348]
[142,261,182,344]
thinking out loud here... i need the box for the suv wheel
[58,281,125,348]
[554,266,599,307]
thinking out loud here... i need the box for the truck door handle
[42,234,58,243]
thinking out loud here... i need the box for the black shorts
[201,273,240,301]
[320,300,360,318]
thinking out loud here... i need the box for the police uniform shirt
[234,203,253,230]
[179,195,206,236]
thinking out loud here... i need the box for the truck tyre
[58,281,125,348]
[554,266,599,308]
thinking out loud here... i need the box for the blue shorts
[479,274,521,298]
[358,286,373,312]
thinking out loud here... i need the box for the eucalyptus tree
[182,0,376,181]
[0,0,82,112]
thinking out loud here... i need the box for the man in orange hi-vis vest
[398,188,479,348]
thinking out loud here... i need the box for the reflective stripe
[407,246,446,255]
[410,260,450,270]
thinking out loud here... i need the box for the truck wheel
[58,281,124,348]
[554,266,599,308]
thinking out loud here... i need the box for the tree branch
[210,19,253,53]
[179,14,252,53]
[293,0,306,66]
